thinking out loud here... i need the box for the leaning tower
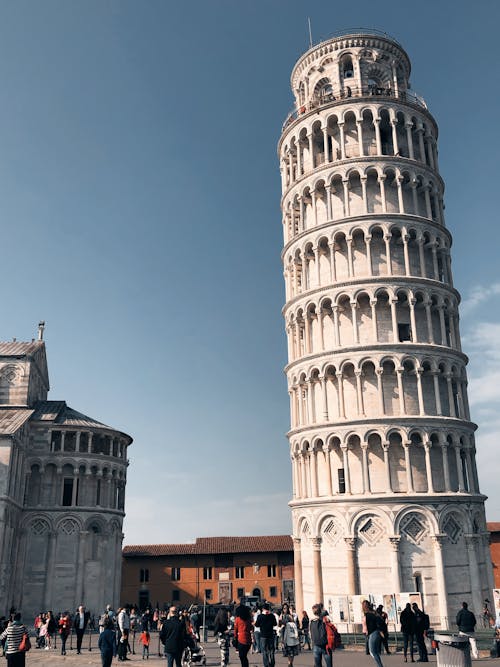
[279,30,493,627]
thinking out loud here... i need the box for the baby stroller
[182,634,206,667]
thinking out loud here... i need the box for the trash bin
[434,634,472,667]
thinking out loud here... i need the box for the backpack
[332,625,342,649]
[325,620,341,650]
[284,621,300,645]
[312,618,327,646]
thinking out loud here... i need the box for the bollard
[88,627,92,652]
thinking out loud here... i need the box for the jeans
[238,642,251,667]
[368,631,384,667]
[253,632,261,653]
[312,645,332,667]
[166,651,182,667]
[403,632,414,660]
[415,633,428,662]
[101,652,113,667]
[261,636,275,667]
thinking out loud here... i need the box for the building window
[62,478,73,506]
[338,468,346,494]
[203,567,212,580]
[270,586,277,598]
[235,566,245,579]
[398,323,412,342]
[205,589,212,600]
[267,565,277,577]
[96,479,101,505]
[237,587,244,598]
[172,567,181,581]
[172,590,180,601]
[140,568,149,583]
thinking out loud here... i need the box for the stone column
[465,535,483,616]
[344,538,358,595]
[320,376,329,421]
[432,535,450,628]
[382,442,392,492]
[357,120,364,156]
[336,372,346,419]
[424,441,434,493]
[389,536,401,592]
[44,530,58,610]
[311,537,324,603]
[355,371,365,416]
[322,126,329,163]
[416,368,424,415]
[338,122,346,159]
[76,531,89,603]
[455,445,465,492]
[403,442,414,493]
[374,118,382,154]
[441,440,451,491]
[405,122,414,159]
[361,443,370,493]
[379,176,387,213]
[376,369,385,415]
[293,538,303,613]
[310,450,319,497]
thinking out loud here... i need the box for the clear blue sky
[2,0,499,543]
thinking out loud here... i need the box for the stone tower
[279,30,492,627]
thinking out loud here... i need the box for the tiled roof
[0,408,34,435]
[0,341,43,357]
[487,522,500,532]
[123,535,293,557]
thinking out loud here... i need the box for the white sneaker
[44,646,49,650]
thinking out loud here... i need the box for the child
[141,630,150,660]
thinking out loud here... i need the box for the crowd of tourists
[0,596,497,666]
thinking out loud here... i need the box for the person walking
[213,607,232,667]
[376,605,390,654]
[363,599,385,667]
[400,602,415,663]
[160,606,187,667]
[280,606,300,667]
[98,618,117,667]
[0,612,29,667]
[252,607,261,654]
[456,601,478,659]
[74,604,90,654]
[412,603,429,663]
[58,611,72,656]
[300,611,311,650]
[309,604,331,667]
[255,603,277,667]
[234,604,253,667]
[141,629,150,660]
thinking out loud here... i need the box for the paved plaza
[21,634,498,665]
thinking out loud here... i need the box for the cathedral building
[279,30,493,626]
[0,324,132,619]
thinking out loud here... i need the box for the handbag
[19,632,31,652]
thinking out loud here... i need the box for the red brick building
[488,523,500,588]
[121,535,294,610]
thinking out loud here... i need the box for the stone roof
[30,401,132,441]
[123,535,293,557]
[0,341,44,357]
[0,408,34,435]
